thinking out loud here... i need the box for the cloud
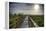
[9,3,44,15]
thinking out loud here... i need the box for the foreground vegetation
[9,13,44,28]
[9,13,25,28]
[30,15,44,27]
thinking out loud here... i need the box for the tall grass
[30,15,44,27]
[9,13,25,28]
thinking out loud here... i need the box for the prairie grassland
[9,14,25,28]
[30,15,44,27]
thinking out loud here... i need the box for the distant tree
[9,13,12,18]
[9,12,14,19]
[14,13,16,16]
[18,13,23,16]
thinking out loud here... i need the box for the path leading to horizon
[20,16,29,28]
[20,16,39,28]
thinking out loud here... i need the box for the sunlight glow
[34,4,39,9]
[34,4,40,12]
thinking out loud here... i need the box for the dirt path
[20,16,29,28]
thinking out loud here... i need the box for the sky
[9,2,44,15]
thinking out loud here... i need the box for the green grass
[9,15,25,28]
[30,15,44,27]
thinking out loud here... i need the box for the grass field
[9,13,25,28]
[9,13,44,28]
[30,15,44,27]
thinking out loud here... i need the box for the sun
[34,4,39,9]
